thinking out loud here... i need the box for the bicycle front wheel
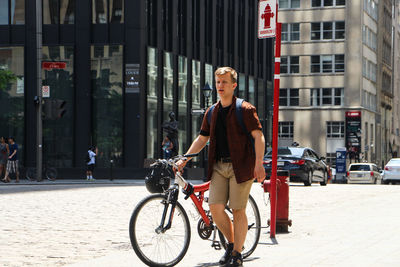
[129,194,191,267]
[218,194,261,258]
[45,167,58,181]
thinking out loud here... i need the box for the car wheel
[304,170,312,186]
[320,172,327,186]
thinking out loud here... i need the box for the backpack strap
[235,98,255,150]
[206,103,216,126]
[206,98,255,150]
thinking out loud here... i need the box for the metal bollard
[263,170,292,233]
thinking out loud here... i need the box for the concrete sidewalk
[67,184,400,267]
[1,181,400,267]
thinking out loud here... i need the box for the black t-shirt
[215,105,231,160]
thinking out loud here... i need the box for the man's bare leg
[210,203,233,242]
[232,209,247,253]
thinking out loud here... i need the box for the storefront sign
[125,64,140,93]
[258,0,277,39]
[42,62,66,70]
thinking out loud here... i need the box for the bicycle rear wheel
[129,193,191,267]
[45,167,58,181]
[218,194,261,258]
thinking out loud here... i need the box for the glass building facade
[0,0,274,178]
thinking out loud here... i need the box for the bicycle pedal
[211,241,221,250]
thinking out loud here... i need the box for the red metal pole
[270,3,281,238]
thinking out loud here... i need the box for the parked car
[382,158,400,184]
[346,163,382,184]
[263,147,328,186]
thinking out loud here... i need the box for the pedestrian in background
[0,137,9,180]
[176,67,265,267]
[86,146,98,181]
[162,136,173,159]
[2,137,19,183]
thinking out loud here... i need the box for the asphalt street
[1,180,400,267]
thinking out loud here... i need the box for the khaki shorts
[208,162,253,210]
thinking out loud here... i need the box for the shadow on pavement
[0,182,143,195]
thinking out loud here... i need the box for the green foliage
[0,69,17,91]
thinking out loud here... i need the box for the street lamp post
[202,83,213,108]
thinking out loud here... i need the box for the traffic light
[42,99,66,120]
[53,99,67,119]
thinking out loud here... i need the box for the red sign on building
[42,62,67,70]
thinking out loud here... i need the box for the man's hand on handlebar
[174,158,188,173]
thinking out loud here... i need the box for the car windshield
[266,147,304,157]
[387,159,400,166]
[349,165,370,171]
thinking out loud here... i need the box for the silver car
[347,163,382,184]
[382,158,400,184]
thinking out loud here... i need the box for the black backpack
[206,98,255,149]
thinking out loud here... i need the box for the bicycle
[25,164,58,181]
[129,154,261,267]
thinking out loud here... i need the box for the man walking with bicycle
[176,67,265,266]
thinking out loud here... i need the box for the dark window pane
[42,46,74,167]
[91,45,124,167]
[279,0,289,8]
[290,56,299,64]
[291,0,300,8]
[324,0,333,6]
[312,0,321,7]
[0,47,25,163]
[323,22,333,39]
[336,0,346,5]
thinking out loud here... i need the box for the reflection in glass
[147,47,158,158]
[238,74,245,99]
[93,0,107,23]
[192,60,201,163]
[0,47,24,162]
[42,46,74,167]
[110,0,124,23]
[43,0,59,24]
[178,56,187,155]
[11,0,24,24]
[60,0,74,24]
[205,63,213,105]
[0,0,8,24]
[91,45,123,167]
[249,76,255,105]
[163,52,174,126]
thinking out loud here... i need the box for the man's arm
[176,135,209,171]
[251,129,266,182]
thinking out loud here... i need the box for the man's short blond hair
[215,67,237,83]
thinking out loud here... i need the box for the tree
[0,69,17,91]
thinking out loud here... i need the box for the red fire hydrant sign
[258,0,277,39]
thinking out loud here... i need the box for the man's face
[215,73,237,99]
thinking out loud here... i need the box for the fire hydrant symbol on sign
[261,4,274,29]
